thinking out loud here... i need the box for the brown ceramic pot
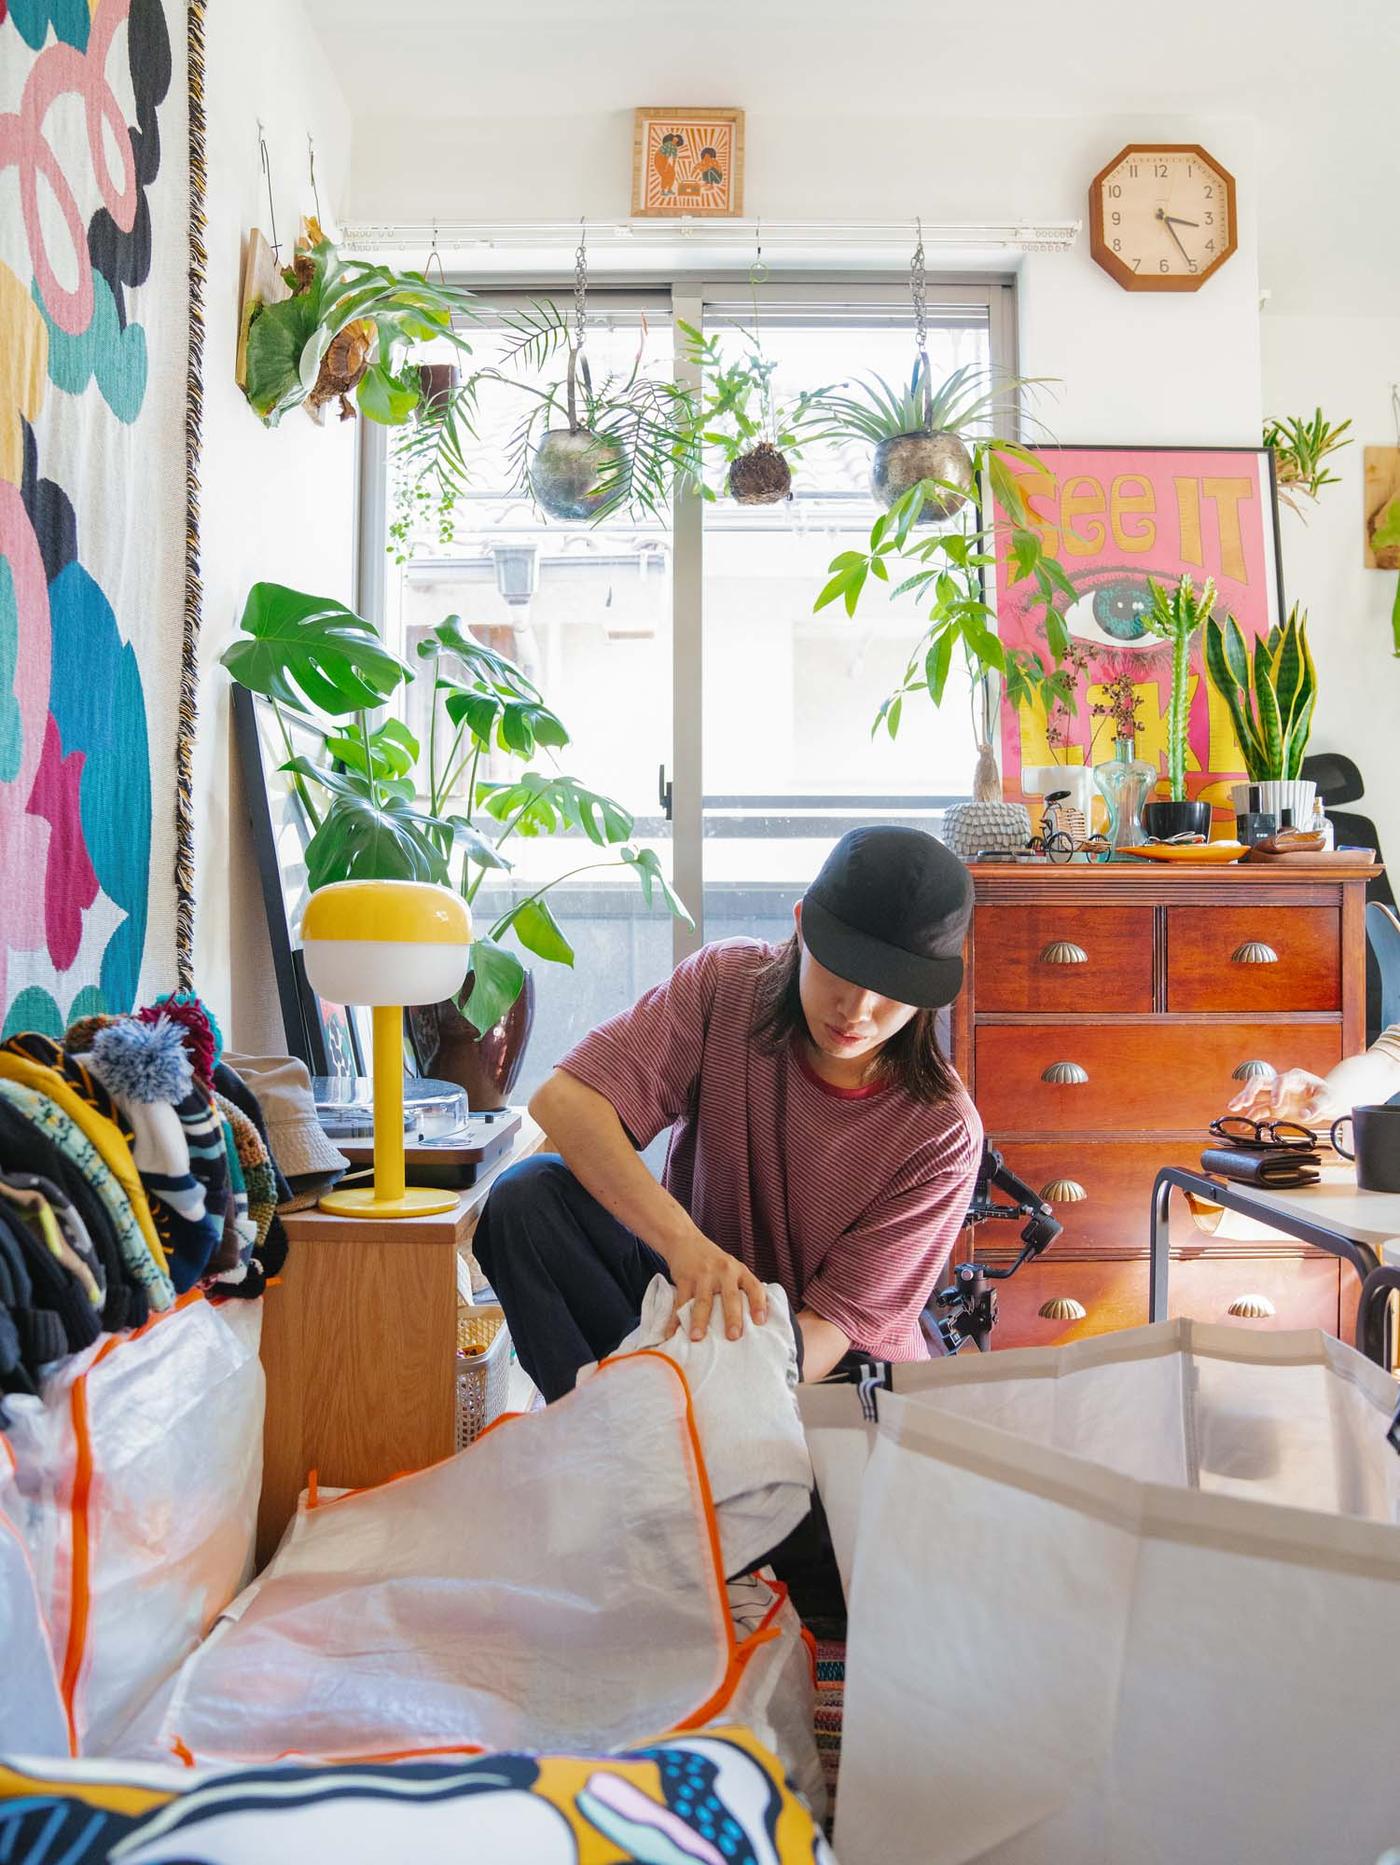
[408,970,537,1112]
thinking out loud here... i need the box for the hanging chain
[910,216,927,354]
[257,120,279,260]
[573,218,589,349]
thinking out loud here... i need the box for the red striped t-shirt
[559,938,982,1360]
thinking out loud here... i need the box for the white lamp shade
[303,937,469,1008]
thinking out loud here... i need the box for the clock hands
[1153,207,1198,269]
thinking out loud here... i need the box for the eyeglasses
[1209,1115,1319,1152]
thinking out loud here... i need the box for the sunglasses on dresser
[1208,1116,1320,1152]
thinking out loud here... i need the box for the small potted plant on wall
[1204,602,1318,828]
[221,585,692,1107]
[1263,408,1352,518]
[1138,574,1216,840]
[678,321,832,504]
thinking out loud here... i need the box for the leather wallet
[1200,1146,1322,1189]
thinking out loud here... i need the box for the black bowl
[1141,800,1214,841]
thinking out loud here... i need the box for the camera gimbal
[922,1143,1064,1355]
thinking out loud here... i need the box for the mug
[1329,1103,1400,1193]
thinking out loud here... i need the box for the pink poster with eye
[993,447,1284,806]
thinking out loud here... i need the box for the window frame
[355,270,1018,964]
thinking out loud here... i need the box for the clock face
[1089,144,1237,291]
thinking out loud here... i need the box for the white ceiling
[301,0,1400,313]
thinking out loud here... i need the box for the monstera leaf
[477,772,633,845]
[221,583,411,717]
[460,934,527,1035]
[303,786,451,890]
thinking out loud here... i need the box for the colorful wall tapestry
[994,446,1284,805]
[0,0,203,1039]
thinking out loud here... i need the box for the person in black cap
[474,826,982,1400]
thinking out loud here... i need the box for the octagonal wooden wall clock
[1089,143,1238,291]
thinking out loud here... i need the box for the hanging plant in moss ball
[485,298,697,525]
[678,322,833,506]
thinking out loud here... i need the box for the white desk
[1149,1162,1400,1366]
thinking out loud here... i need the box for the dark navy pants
[472,1155,671,1402]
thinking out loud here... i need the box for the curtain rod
[339,218,1081,256]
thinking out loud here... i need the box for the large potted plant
[221,585,692,1107]
[1139,574,1216,840]
[812,447,1080,858]
[678,321,832,505]
[1203,602,1318,828]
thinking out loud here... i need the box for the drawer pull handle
[1041,1178,1087,1204]
[1039,1297,1087,1322]
[1039,940,1088,966]
[1231,1059,1275,1083]
[1226,1292,1277,1320]
[1231,941,1279,965]
[1041,1061,1089,1085]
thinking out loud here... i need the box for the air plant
[1263,408,1352,516]
[815,360,1050,521]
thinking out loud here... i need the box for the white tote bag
[802,1321,1400,1865]
[158,1350,760,1764]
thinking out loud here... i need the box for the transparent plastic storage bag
[4,1294,264,1754]
[159,1351,765,1765]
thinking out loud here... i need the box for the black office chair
[1304,753,1394,1042]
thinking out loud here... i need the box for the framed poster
[232,685,362,1077]
[993,446,1285,809]
[631,108,744,217]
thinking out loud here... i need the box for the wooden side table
[257,1115,547,1564]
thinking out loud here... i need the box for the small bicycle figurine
[1027,790,1112,865]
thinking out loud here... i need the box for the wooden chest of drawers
[950,865,1374,1349]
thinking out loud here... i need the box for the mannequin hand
[664,1230,768,1342]
[1227,1066,1340,1126]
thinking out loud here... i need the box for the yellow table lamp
[301,879,472,1218]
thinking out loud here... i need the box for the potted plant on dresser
[1203,602,1318,830]
[221,585,692,1107]
[1138,573,1216,840]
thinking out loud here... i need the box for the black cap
[800,827,973,1009]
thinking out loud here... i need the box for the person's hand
[664,1229,767,1343]
[1227,1066,1339,1126]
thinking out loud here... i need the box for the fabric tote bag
[802,1320,1400,1865]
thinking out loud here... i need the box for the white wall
[347,108,1263,445]
[1261,315,1400,867]
[197,0,355,1049]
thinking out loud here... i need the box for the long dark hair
[752,934,959,1104]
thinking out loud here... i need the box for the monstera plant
[221,584,691,1052]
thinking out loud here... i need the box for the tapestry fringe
[176,0,208,992]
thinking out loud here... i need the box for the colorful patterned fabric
[0,1079,173,1308]
[0,1729,835,1864]
[0,1,202,1034]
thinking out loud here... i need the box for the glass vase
[1094,737,1155,849]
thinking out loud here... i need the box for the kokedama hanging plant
[678,321,833,506]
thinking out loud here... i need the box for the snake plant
[1203,603,1317,782]
[1141,574,1217,801]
